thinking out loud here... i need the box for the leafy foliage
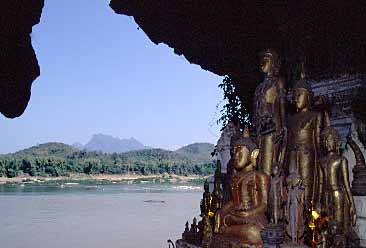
[0,143,215,178]
[217,76,250,130]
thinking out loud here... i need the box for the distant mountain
[0,142,216,177]
[83,134,147,153]
[175,142,215,163]
[72,142,84,150]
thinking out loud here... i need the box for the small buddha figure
[182,221,190,240]
[202,215,213,248]
[200,180,211,217]
[211,163,223,214]
[184,217,200,245]
[191,217,198,234]
[217,122,240,203]
[284,171,305,243]
[287,78,322,216]
[269,162,284,224]
[214,128,270,245]
[318,127,356,240]
[254,49,287,177]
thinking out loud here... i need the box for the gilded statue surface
[318,127,356,240]
[214,129,269,246]
[202,215,213,248]
[199,52,362,247]
[200,180,211,217]
[287,79,322,215]
[254,49,287,177]
[269,163,284,224]
[211,163,223,213]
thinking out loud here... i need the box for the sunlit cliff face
[260,55,273,75]
[294,88,310,111]
[233,145,251,171]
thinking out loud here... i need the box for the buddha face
[323,133,338,153]
[260,55,273,74]
[233,145,251,170]
[294,88,310,110]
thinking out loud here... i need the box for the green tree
[218,76,250,129]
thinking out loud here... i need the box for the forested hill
[175,143,215,163]
[0,142,215,178]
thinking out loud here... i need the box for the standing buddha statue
[254,49,287,177]
[213,128,270,246]
[200,180,211,217]
[285,170,305,244]
[318,126,356,245]
[287,78,322,216]
[211,162,223,214]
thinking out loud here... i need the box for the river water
[0,183,202,248]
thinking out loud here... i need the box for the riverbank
[0,173,210,185]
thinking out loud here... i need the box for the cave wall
[0,0,44,118]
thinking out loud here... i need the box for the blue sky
[0,0,223,153]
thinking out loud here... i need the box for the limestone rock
[0,0,44,118]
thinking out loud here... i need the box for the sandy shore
[0,173,207,184]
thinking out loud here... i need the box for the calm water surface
[0,183,202,248]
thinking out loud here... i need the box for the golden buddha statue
[287,78,322,215]
[202,215,213,248]
[318,126,356,237]
[200,180,211,217]
[211,163,223,214]
[254,49,287,177]
[285,170,306,243]
[213,128,270,246]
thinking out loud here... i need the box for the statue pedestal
[260,224,284,248]
[354,196,366,247]
[176,239,201,248]
[281,244,309,248]
[210,233,263,248]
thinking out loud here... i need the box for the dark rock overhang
[0,0,44,118]
[110,1,366,109]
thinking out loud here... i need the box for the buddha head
[231,127,259,171]
[259,49,281,76]
[204,180,209,192]
[293,79,313,111]
[322,127,341,154]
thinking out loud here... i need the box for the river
[0,183,202,248]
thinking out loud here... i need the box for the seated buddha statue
[214,128,270,245]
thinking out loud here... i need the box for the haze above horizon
[0,0,222,154]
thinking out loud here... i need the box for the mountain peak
[83,134,146,153]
